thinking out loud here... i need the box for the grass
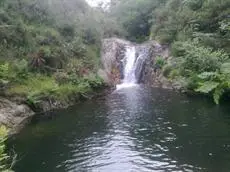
[7,75,58,96]
[6,74,94,103]
[0,126,12,172]
[1,58,104,109]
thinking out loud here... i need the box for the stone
[0,97,35,134]
[99,37,170,86]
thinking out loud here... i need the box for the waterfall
[116,46,145,90]
[123,46,137,84]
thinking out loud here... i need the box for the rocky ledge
[0,98,34,135]
[98,37,170,87]
[0,88,108,135]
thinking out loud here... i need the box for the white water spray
[123,46,137,83]
[116,46,138,90]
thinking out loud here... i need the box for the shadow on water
[7,86,230,172]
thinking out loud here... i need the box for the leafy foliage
[6,71,103,106]
[195,72,230,104]
[110,0,230,104]
[155,56,166,69]
[0,126,13,172]
[195,81,219,94]
[0,0,108,105]
[172,41,229,74]
[110,0,162,42]
[164,40,230,104]
[0,63,10,80]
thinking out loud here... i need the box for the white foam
[116,46,142,90]
[116,83,138,90]
[122,46,137,84]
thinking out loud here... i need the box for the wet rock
[99,38,131,85]
[99,37,170,86]
[0,97,35,134]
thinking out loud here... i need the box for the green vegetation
[168,41,230,104]
[0,0,124,107]
[155,56,166,69]
[0,126,12,172]
[1,60,103,109]
[1,0,230,106]
[110,0,230,104]
[1,0,230,168]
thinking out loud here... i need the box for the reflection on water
[8,87,230,172]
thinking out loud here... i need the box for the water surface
[9,86,230,172]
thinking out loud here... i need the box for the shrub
[7,75,57,96]
[0,62,15,87]
[194,72,230,104]
[13,59,29,80]
[155,56,166,69]
[0,126,13,172]
[169,40,230,104]
[0,63,10,79]
[52,83,82,101]
[7,72,104,104]
[82,73,104,89]
[168,69,180,79]
[162,64,173,77]
[54,72,70,85]
[59,25,75,39]
[172,41,229,74]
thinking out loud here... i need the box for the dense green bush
[0,63,10,80]
[195,71,230,104]
[0,0,108,103]
[172,41,229,75]
[110,0,161,42]
[167,40,230,104]
[110,0,230,55]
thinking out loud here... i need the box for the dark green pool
[8,86,230,172]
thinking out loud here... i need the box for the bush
[0,63,10,80]
[7,75,58,96]
[194,72,229,104]
[0,126,13,172]
[172,41,229,74]
[6,72,104,104]
[0,62,16,87]
[169,40,230,104]
[82,73,104,89]
[162,64,173,77]
[155,56,166,69]
[168,69,180,79]
[13,59,29,80]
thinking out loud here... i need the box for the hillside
[0,0,125,110]
[110,0,230,104]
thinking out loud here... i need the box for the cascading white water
[123,46,137,83]
[116,46,138,90]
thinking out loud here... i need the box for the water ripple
[11,87,230,172]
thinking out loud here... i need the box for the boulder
[0,97,34,134]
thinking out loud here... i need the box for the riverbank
[8,86,230,172]
[0,81,107,135]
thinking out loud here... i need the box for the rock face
[99,38,131,85]
[0,97,34,134]
[99,37,169,86]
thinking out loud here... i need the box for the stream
[8,86,230,172]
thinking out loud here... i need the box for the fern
[213,86,225,104]
[220,63,230,75]
[197,72,217,80]
[0,126,12,172]
[0,63,9,79]
[195,81,219,94]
